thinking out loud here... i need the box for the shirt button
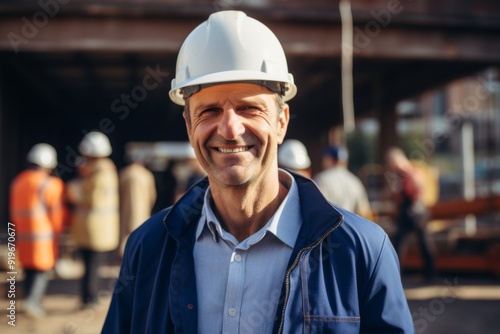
[228,308,237,316]
[234,254,242,262]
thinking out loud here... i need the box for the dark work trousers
[393,200,435,281]
[23,269,49,308]
[80,249,104,305]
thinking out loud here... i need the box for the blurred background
[0,0,500,333]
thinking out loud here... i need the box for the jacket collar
[163,176,208,240]
[163,172,343,247]
[290,171,344,251]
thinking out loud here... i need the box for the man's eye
[201,108,219,114]
[240,106,259,112]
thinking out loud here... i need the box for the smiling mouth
[217,147,249,153]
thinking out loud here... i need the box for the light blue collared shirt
[193,170,302,334]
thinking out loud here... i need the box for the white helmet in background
[169,10,297,106]
[278,139,311,170]
[26,143,58,169]
[79,131,112,158]
[126,149,146,163]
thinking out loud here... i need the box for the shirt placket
[222,248,246,333]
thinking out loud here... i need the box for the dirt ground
[0,265,116,334]
[1,293,110,334]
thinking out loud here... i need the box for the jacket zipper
[277,216,343,334]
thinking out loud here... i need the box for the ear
[277,104,290,145]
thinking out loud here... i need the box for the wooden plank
[403,254,492,272]
[430,195,500,220]
[1,0,500,30]
[1,16,500,62]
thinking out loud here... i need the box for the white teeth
[218,147,248,153]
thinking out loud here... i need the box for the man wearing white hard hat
[104,11,413,333]
[67,131,119,309]
[9,143,66,317]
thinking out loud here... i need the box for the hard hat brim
[169,70,297,106]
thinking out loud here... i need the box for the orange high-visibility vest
[9,169,65,271]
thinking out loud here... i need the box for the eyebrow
[193,96,268,111]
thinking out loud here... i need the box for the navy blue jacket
[103,174,414,333]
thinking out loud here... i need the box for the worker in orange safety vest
[9,143,66,318]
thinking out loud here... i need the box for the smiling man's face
[184,83,289,188]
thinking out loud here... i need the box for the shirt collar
[195,169,302,248]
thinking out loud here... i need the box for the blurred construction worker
[173,145,207,202]
[314,145,373,219]
[118,149,157,256]
[278,139,312,177]
[66,131,119,308]
[385,147,435,282]
[9,143,65,317]
[185,146,207,190]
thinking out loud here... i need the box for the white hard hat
[278,139,311,170]
[169,10,297,106]
[79,131,112,158]
[26,143,58,169]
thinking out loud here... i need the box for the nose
[217,109,245,140]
